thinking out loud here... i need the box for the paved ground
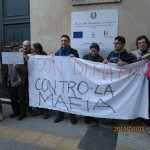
[0,102,150,150]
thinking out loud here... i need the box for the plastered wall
[30,0,150,54]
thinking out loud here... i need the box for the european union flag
[73,32,83,38]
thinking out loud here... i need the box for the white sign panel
[28,55,149,120]
[71,9,118,58]
[2,52,24,64]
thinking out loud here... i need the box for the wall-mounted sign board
[72,0,121,6]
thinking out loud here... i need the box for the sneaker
[54,113,64,123]
[85,117,91,124]
[92,122,100,128]
[71,115,77,125]
[0,113,3,121]
[18,115,26,121]
[43,110,50,119]
[31,109,43,116]
[27,107,33,114]
[128,120,134,126]
[114,119,120,126]
[9,113,19,118]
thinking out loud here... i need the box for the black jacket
[83,53,104,62]
[107,50,133,64]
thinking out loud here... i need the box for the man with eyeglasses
[103,36,133,65]
[103,36,134,126]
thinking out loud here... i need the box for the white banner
[28,55,149,119]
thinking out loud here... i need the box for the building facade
[0,0,150,97]
[30,0,150,53]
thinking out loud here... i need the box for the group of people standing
[0,34,150,134]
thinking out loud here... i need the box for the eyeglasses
[138,42,146,45]
[113,42,122,45]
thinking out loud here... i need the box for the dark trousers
[0,99,2,113]
[8,84,27,116]
[57,111,75,118]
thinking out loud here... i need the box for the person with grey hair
[19,40,31,54]
[19,40,32,114]
[130,35,150,134]
[131,35,150,60]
